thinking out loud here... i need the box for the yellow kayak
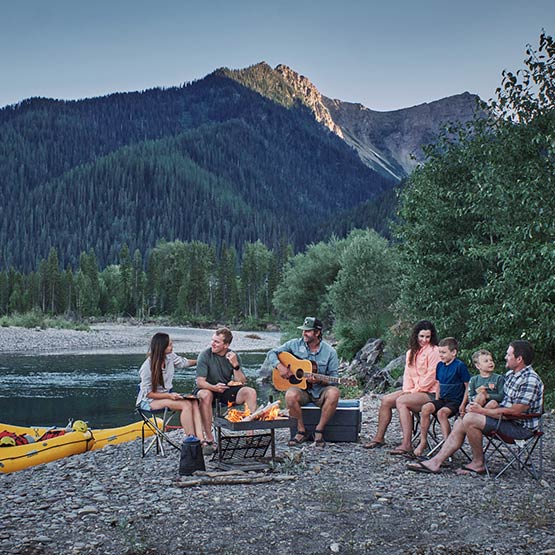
[0,420,160,473]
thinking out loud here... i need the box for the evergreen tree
[46,247,61,314]
[119,244,132,315]
[132,249,145,318]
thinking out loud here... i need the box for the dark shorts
[214,385,243,406]
[483,417,534,440]
[429,399,459,416]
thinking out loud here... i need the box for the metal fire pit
[213,416,296,466]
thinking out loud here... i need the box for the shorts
[214,385,244,406]
[429,399,459,415]
[292,386,334,407]
[483,417,534,440]
[138,398,153,411]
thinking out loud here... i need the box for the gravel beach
[1,325,554,554]
[2,396,554,555]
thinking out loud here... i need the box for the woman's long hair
[408,320,438,366]
[149,332,170,390]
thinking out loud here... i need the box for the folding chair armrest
[503,412,541,421]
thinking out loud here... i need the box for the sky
[1,1,553,112]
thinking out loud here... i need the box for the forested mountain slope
[1,62,477,271]
[1,72,391,270]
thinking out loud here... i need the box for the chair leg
[484,433,543,480]
[137,408,181,457]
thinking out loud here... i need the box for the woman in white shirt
[136,332,203,439]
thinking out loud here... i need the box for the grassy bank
[0,311,89,331]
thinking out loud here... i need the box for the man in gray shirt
[196,327,257,452]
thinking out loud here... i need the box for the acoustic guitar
[271,351,356,391]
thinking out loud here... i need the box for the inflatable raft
[0,420,157,473]
[0,427,94,474]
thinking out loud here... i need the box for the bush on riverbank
[0,311,89,331]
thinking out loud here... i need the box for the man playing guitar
[267,317,340,447]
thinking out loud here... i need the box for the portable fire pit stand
[213,416,296,468]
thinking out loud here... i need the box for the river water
[0,351,268,428]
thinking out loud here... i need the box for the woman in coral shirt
[363,320,440,453]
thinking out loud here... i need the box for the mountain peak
[217,62,342,137]
[274,64,343,137]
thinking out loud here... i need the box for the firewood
[243,400,281,422]
[176,474,296,487]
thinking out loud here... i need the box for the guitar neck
[301,371,341,384]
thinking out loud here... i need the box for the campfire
[224,400,283,423]
[225,403,251,423]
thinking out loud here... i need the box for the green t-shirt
[468,373,505,403]
[196,347,242,385]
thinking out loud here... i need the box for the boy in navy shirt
[413,337,470,457]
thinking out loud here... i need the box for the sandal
[313,429,326,448]
[201,440,217,455]
[288,430,311,447]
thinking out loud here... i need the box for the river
[0,351,269,428]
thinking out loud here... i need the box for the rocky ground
[2,396,554,555]
[0,323,281,355]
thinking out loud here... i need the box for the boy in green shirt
[460,349,505,414]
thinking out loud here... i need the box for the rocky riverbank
[0,323,281,355]
[2,396,554,555]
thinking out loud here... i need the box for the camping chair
[483,411,545,480]
[136,404,181,457]
[412,411,470,460]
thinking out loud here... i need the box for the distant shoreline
[0,323,281,356]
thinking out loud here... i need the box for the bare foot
[413,445,425,457]
[455,464,486,476]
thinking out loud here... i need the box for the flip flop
[389,447,414,458]
[406,461,440,474]
[456,465,486,476]
[362,440,385,449]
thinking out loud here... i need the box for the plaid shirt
[500,366,544,430]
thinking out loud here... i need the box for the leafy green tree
[395,32,555,374]
[328,230,399,358]
[273,237,347,326]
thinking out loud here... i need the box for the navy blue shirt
[436,358,471,403]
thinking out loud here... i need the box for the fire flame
[224,401,282,422]
[258,404,280,421]
[225,405,251,422]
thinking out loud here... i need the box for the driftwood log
[176,470,297,488]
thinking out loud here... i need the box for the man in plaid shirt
[406,340,544,475]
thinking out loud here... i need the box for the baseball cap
[297,317,323,331]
